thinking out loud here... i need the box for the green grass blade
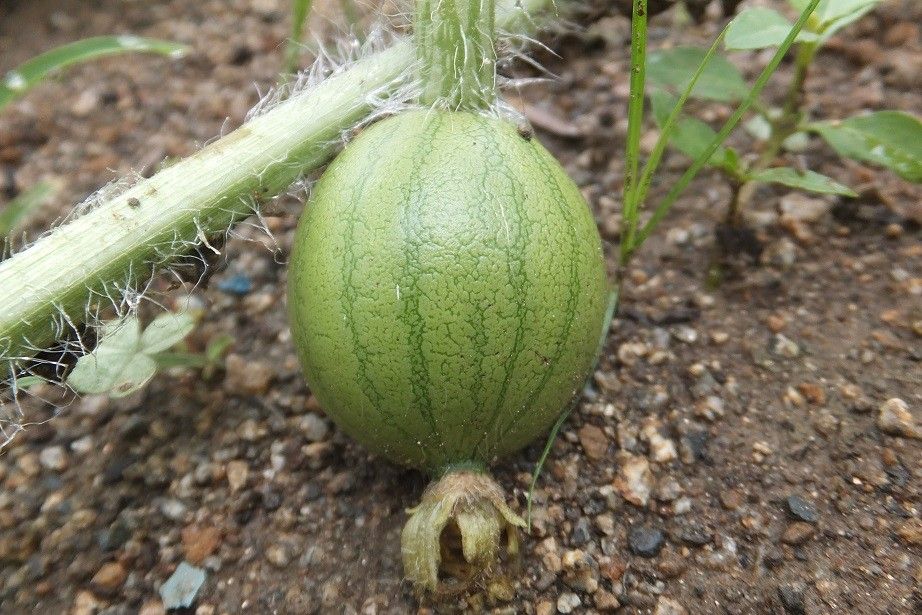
[630,0,822,255]
[620,0,649,266]
[0,181,55,236]
[635,25,730,215]
[0,36,187,111]
[285,0,316,74]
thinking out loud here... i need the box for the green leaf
[647,47,749,102]
[67,317,157,397]
[650,91,738,172]
[285,0,316,74]
[810,111,922,182]
[816,0,878,24]
[0,36,187,110]
[67,310,196,397]
[205,334,234,363]
[140,311,196,353]
[725,8,819,50]
[749,167,857,196]
[0,181,56,236]
[14,375,46,389]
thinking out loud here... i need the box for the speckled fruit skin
[288,110,607,472]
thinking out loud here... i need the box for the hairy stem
[0,0,548,371]
[416,0,497,110]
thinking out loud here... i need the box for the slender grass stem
[628,0,822,257]
[726,40,817,224]
[284,0,316,74]
[619,0,648,267]
[633,25,730,230]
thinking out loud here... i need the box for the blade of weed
[285,0,316,74]
[620,0,648,266]
[632,25,731,236]
[629,0,822,257]
[0,36,187,110]
[0,181,55,237]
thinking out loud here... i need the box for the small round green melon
[288,110,607,472]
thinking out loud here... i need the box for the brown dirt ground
[0,0,919,614]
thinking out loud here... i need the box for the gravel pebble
[628,525,665,557]
[39,446,67,471]
[654,596,689,615]
[556,591,581,613]
[876,398,920,439]
[777,584,806,614]
[613,453,653,507]
[578,423,609,460]
[786,495,818,524]
[781,522,815,545]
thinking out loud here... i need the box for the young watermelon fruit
[288,109,608,590]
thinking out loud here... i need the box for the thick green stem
[416,0,497,110]
[0,0,548,371]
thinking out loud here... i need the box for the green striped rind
[288,110,607,472]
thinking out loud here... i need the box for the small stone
[594,590,621,611]
[72,591,103,615]
[628,525,664,557]
[781,522,815,545]
[786,495,818,524]
[897,519,922,546]
[139,600,167,615]
[671,325,698,344]
[39,445,67,471]
[181,526,222,565]
[571,518,592,546]
[876,398,920,439]
[777,584,806,614]
[224,354,272,396]
[613,453,652,507]
[160,562,206,610]
[226,460,249,492]
[298,413,329,442]
[557,591,581,613]
[91,562,127,593]
[772,334,800,358]
[161,499,187,521]
[654,597,688,615]
[655,477,682,502]
[595,513,615,536]
[720,489,743,511]
[710,331,729,345]
[578,424,609,460]
[796,382,826,405]
[536,600,555,615]
[266,543,291,568]
[678,524,711,547]
[779,193,831,224]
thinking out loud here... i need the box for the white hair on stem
[0,0,555,449]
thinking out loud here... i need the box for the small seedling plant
[645,0,922,235]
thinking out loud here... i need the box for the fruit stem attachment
[401,469,525,592]
[415,0,497,110]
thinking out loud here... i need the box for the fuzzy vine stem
[0,0,549,375]
[416,0,497,110]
